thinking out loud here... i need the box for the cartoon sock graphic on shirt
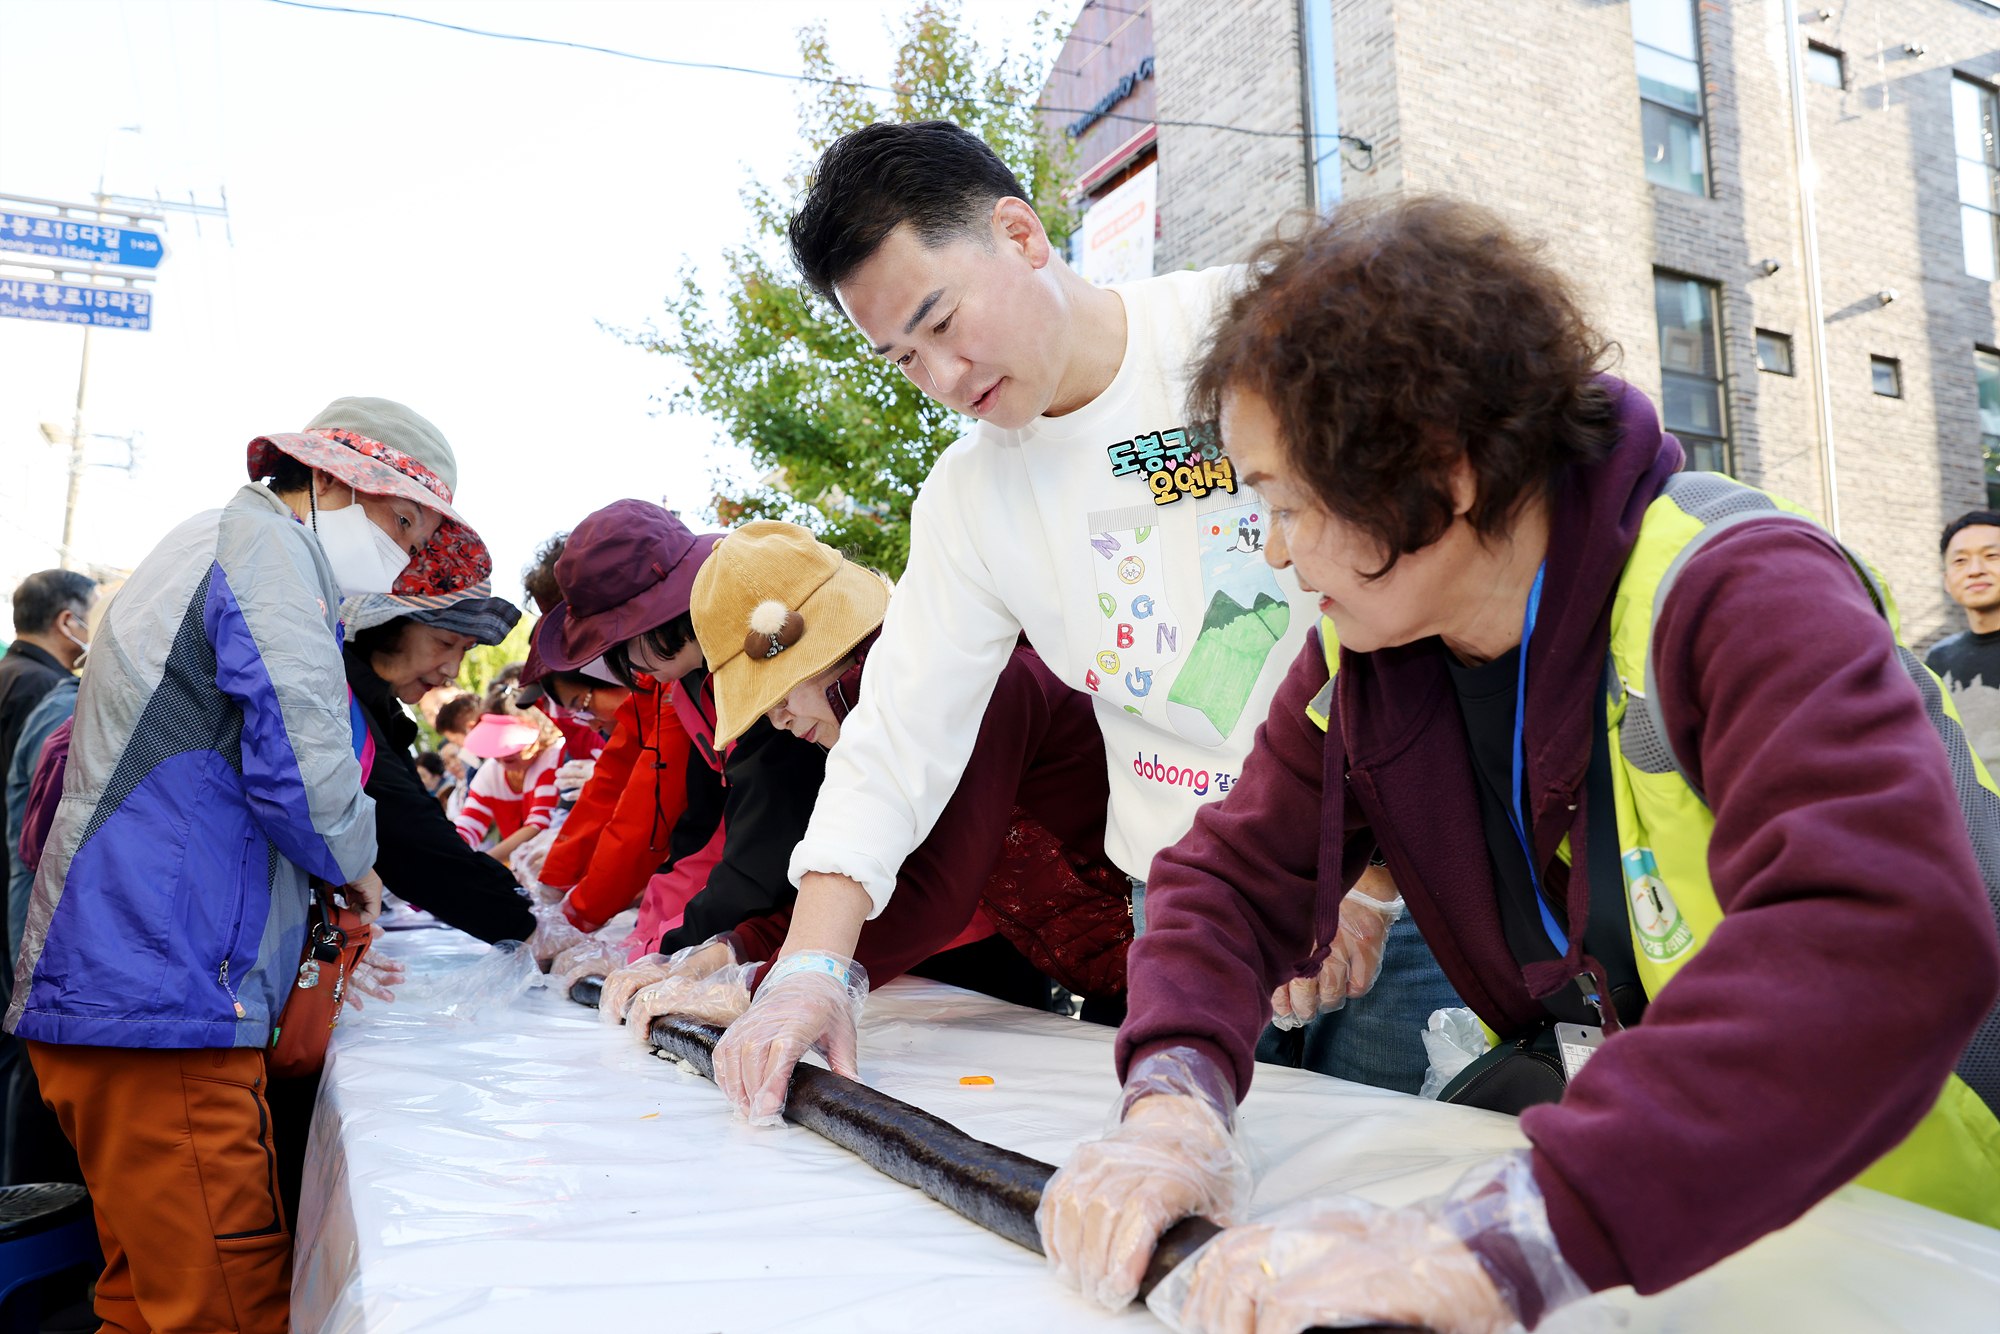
[1085,517,1184,717]
[1165,500,1292,745]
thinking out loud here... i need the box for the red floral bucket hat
[245,397,492,597]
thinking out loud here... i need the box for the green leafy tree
[622,2,1074,576]
[455,614,536,704]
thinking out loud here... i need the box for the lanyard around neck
[1506,561,1572,958]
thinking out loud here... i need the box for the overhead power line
[262,0,1371,152]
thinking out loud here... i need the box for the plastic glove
[554,938,624,991]
[342,925,404,1011]
[596,933,741,1027]
[554,758,596,796]
[711,952,869,1126]
[527,902,587,966]
[624,962,762,1045]
[1269,890,1404,1030]
[1148,1151,1600,1334]
[1038,1046,1252,1312]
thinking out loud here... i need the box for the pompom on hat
[691,520,890,745]
[246,396,492,598]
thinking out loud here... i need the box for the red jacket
[1123,382,2000,1296]
[551,682,691,933]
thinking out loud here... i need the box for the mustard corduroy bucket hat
[691,520,891,745]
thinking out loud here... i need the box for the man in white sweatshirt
[711,121,1458,1123]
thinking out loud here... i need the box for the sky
[0,0,1051,611]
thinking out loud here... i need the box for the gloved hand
[554,938,624,990]
[342,924,405,1011]
[510,829,557,889]
[1147,1151,1600,1334]
[711,952,869,1126]
[624,962,762,1044]
[596,934,741,1028]
[527,902,587,967]
[1269,888,1404,1030]
[1038,1047,1252,1312]
[554,758,596,797]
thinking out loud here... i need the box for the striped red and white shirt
[453,748,560,847]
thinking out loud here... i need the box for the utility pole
[56,193,110,570]
[1783,4,1840,538]
[61,324,93,569]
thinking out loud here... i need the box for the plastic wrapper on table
[354,939,538,1027]
[1420,1007,1486,1099]
[639,1015,1419,1330]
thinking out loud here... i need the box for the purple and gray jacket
[5,483,377,1049]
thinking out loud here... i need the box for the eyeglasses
[549,687,596,721]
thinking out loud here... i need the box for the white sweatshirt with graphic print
[790,265,1319,911]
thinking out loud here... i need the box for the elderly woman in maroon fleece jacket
[1036,196,2000,1333]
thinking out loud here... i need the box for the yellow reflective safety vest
[1308,471,2000,1229]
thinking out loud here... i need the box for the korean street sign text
[0,280,152,330]
[0,210,164,269]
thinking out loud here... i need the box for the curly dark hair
[523,532,568,614]
[1190,196,1620,578]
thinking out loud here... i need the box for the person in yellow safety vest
[1035,195,2000,1334]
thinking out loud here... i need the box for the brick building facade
[1054,0,2000,645]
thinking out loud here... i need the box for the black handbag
[1440,658,1648,1116]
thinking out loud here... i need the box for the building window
[1977,349,2000,508]
[1631,0,1707,196]
[1806,43,1844,89]
[1654,273,1729,472]
[1954,77,2000,281]
[1871,356,1902,398]
[1756,330,1794,375]
[1299,0,1340,210]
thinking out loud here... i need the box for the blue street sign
[0,279,152,330]
[0,210,165,269]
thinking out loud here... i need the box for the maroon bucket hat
[535,499,725,671]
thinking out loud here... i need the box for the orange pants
[26,1041,291,1334]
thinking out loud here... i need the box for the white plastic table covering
[294,930,2000,1334]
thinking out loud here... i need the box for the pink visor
[461,713,541,760]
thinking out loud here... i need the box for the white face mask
[312,485,412,597]
[58,613,89,669]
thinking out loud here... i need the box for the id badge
[1556,1023,1604,1080]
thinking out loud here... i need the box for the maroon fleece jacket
[1121,380,2000,1297]
[733,645,1116,985]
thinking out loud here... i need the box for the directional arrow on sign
[0,209,166,270]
